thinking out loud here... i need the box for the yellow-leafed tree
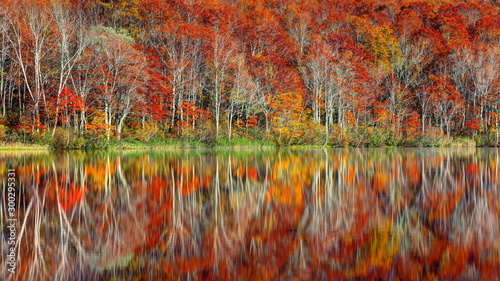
[270,92,310,145]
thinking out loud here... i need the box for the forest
[1,0,500,148]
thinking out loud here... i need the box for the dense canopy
[1,0,500,147]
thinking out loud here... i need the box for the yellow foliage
[369,25,402,71]
[135,122,158,142]
[270,92,310,144]
[86,110,113,139]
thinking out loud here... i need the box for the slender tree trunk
[422,113,426,134]
[496,116,499,146]
[170,85,177,130]
[105,103,111,141]
[265,112,269,133]
[117,116,126,140]
[228,102,234,141]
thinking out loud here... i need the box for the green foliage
[180,121,217,145]
[366,127,393,147]
[452,137,476,147]
[52,128,86,150]
[83,137,112,150]
[90,25,134,44]
[215,137,275,148]
[478,131,500,147]
[52,128,69,150]
[419,131,476,147]
[133,122,159,142]
[32,133,55,146]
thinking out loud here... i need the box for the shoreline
[0,143,50,151]
[0,140,492,151]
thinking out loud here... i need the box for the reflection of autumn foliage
[3,148,500,280]
[57,183,86,211]
[3,152,148,280]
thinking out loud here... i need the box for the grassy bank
[0,135,491,151]
[0,142,49,150]
[112,137,276,150]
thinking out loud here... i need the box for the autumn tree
[203,2,239,139]
[270,92,309,145]
[88,25,148,140]
[301,36,331,125]
[428,74,464,136]
[226,54,260,140]
[0,6,12,117]
[50,1,88,134]
[236,1,300,133]
[138,0,204,132]
[470,46,500,128]
[3,0,54,133]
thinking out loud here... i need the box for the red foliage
[466,118,482,131]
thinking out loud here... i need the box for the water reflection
[1,148,500,280]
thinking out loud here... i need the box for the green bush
[52,128,70,150]
[367,128,387,147]
[385,135,402,147]
[215,137,275,147]
[450,137,476,147]
[34,132,54,146]
[52,128,92,150]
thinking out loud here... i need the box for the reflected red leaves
[150,176,167,200]
[4,149,500,280]
[57,184,86,211]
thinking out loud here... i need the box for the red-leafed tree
[427,74,464,136]
[138,0,205,133]
[88,26,148,140]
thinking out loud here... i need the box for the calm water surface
[1,148,500,280]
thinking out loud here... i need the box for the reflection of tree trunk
[116,157,129,189]
[496,115,499,145]
[105,155,111,195]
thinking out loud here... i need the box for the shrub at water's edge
[0,134,483,151]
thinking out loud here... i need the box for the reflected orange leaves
[232,165,258,181]
[372,170,389,192]
[265,182,303,206]
[403,162,420,184]
[85,160,115,189]
[4,149,500,280]
[265,157,306,206]
[149,176,167,200]
[346,165,356,184]
[426,185,464,221]
[57,183,86,211]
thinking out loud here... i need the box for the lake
[1,148,500,280]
